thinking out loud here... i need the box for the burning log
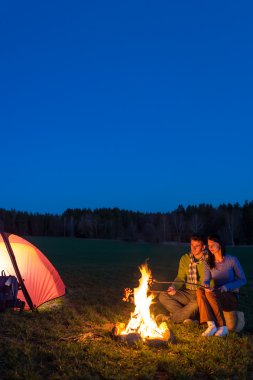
[111,322,126,336]
[146,322,175,347]
[112,320,174,346]
[111,322,142,345]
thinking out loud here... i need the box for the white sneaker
[214,326,228,337]
[202,325,217,337]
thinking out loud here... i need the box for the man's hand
[219,285,228,293]
[204,284,213,292]
[167,285,176,296]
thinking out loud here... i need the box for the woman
[197,234,246,337]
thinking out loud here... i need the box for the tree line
[0,201,253,245]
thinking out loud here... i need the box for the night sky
[1,1,252,214]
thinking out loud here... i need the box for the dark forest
[1,201,253,245]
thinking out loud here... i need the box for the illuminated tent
[0,232,66,310]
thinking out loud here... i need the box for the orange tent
[0,232,66,310]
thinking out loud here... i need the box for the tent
[0,232,66,310]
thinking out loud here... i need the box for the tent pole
[0,232,35,311]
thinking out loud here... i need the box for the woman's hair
[207,234,226,269]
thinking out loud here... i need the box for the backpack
[0,270,25,312]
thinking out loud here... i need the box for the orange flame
[122,263,167,339]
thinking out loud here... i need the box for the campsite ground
[0,238,252,379]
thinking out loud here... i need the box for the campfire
[113,263,173,346]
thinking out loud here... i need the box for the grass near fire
[0,238,252,379]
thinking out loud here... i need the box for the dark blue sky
[1,1,252,214]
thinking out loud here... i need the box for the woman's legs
[197,288,216,336]
[197,288,239,337]
[197,288,227,336]
[204,289,225,327]
[197,288,225,326]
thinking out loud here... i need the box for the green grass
[0,238,252,379]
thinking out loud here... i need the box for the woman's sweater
[203,254,246,292]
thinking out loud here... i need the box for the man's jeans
[159,289,198,323]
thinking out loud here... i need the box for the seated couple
[157,234,247,337]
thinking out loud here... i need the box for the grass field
[0,238,252,380]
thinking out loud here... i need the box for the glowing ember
[122,263,168,340]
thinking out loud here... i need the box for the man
[157,234,207,324]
